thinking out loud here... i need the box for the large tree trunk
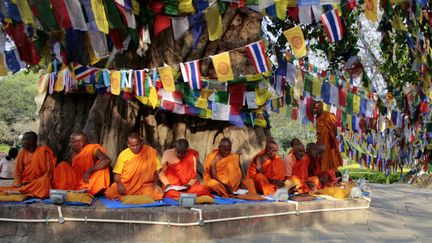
[38,7,269,171]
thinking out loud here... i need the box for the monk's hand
[306,181,316,192]
[83,170,92,183]
[117,183,126,195]
[226,185,234,195]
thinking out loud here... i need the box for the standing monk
[105,133,163,200]
[246,140,286,196]
[0,132,56,198]
[159,139,212,200]
[53,132,111,195]
[314,101,343,171]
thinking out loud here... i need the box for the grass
[0,143,10,154]
[339,162,407,184]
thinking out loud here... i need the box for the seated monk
[105,133,163,200]
[53,132,111,195]
[246,140,287,196]
[0,132,56,198]
[203,138,255,198]
[159,139,212,200]
[306,143,324,177]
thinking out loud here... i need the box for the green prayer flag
[342,111,347,127]
[215,91,229,104]
[103,0,126,29]
[163,0,179,16]
[138,6,155,25]
[347,92,353,112]
[304,73,313,94]
[32,0,59,30]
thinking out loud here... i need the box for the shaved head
[175,139,189,159]
[219,138,232,157]
[71,131,88,144]
[128,132,141,141]
[22,131,38,151]
[70,131,88,153]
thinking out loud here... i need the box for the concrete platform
[0,196,369,242]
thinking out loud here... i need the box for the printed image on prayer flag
[158,66,175,92]
[365,0,377,22]
[211,52,234,82]
[283,26,307,58]
[110,71,121,95]
[320,9,344,43]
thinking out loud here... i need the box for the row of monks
[0,130,340,201]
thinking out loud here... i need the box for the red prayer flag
[336,109,342,127]
[154,14,171,38]
[338,87,347,107]
[50,0,72,29]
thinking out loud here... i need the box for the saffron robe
[53,144,110,195]
[316,111,343,171]
[0,146,56,198]
[203,150,242,198]
[105,145,163,200]
[246,150,286,196]
[163,149,211,200]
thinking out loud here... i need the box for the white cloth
[0,157,15,179]
[172,17,189,41]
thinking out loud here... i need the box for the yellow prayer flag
[312,76,322,97]
[0,54,8,76]
[15,0,34,25]
[283,26,307,58]
[110,71,121,95]
[245,73,264,82]
[255,88,272,106]
[132,0,140,15]
[392,14,406,31]
[365,0,377,22]
[54,69,65,92]
[353,94,360,113]
[287,0,297,7]
[179,0,195,13]
[275,0,289,20]
[200,89,214,99]
[212,52,234,82]
[149,87,158,109]
[136,96,149,105]
[347,114,352,131]
[158,66,176,92]
[323,103,330,111]
[85,34,102,65]
[91,0,109,34]
[204,4,222,41]
[86,85,95,94]
[195,97,208,109]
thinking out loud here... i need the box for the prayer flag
[0,53,7,76]
[347,92,353,112]
[73,63,98,81]
[259,0,275,10]
[54,68,65,92]
[50,0,73,29]
[149,87,158,108]
[283,26,307,58]
[293,69,304,99]
[329,84,338,105]
[158,66,175,92]
[172,17,189,40]
[212,102,230,121]
[365,0,377,22]
[181,60,202,90]
[189,13,204,48]
[297,0,320,5]
[91,0,109,34]
[204,3,222,41]
[321,81,331,104]
[246,40,270,74]
[304,73,313,94]
[110,71,121,95]
[212,52,234,82]
[134,70,145,96]
[353,94,360,113]
[299,6,312,24]
[64,0,87,31]
[275,0,289,19]
[179,0,195,13]
[339,87,347,107]
[5,50,20,74]
[320,9,344,43]
[312,76,322,97]
[154,14,171,38]
[15,0,34,25]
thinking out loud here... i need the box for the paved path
[214,183,432,243]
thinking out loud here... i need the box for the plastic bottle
[342,169,349,182]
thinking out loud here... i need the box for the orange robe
[0,146,56,198]
[308,154,321,177]
[316,111,343,171]
[246,150,285,196]
[290,153,310,181]
[203,150,242,198]
[105,145,163,200]
[163,149,211,200]
[53,144,110,195]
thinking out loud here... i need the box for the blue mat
[0,198,42,204]
[162,196,275,206]
[162,198,179,206]
[99,197,168,209]
[43,198,96,206]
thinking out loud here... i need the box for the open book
[232,189,248,195]
[164,185,188,192]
